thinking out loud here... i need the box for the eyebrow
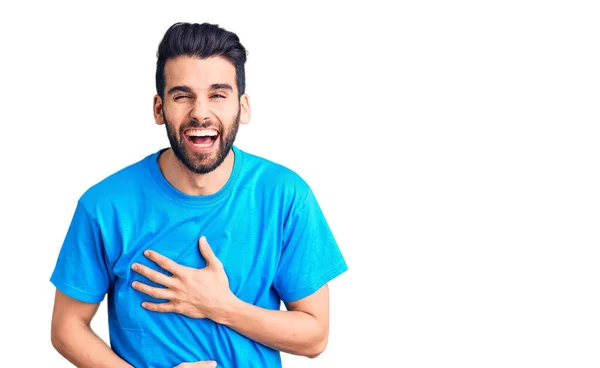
[167,85,193,95]
[167,84,233,95]
[210,83,233,91]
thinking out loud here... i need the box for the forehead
[164,55,236,91]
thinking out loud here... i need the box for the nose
[190,97,211,123]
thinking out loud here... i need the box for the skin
[50,290,215,367]
[51,55,329,366]
[51,290,134,368]
[143,55,330,357]
[132,237,330,357]
[153,55,251,196]
[49,295,216,367]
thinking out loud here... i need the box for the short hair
[155,22,248,99]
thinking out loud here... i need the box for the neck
[157,148,235,196]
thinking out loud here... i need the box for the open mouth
[184,128,220,149]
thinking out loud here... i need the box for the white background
[1,0,599,367]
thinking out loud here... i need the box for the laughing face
[154,55,250,174]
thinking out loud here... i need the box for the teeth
[186,129,218,137]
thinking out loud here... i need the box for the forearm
[217,299,327,358]
[51,321,132,368]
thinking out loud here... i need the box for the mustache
[181,120,220,131]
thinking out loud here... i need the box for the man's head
[153,22,250,174]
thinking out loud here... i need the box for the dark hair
[156,22,248,99]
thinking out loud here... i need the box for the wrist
[213,293,242,326]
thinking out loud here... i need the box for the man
[50,22,347,367]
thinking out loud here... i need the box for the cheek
[214,98,239,113]
[210,104,232,117]
[212,111,236,126]
[168,112,186,124]
[166,103,191,120]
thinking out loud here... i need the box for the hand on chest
[127,215,279,299]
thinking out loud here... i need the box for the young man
[50,22,347,367]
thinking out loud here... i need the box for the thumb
[198,236,222,268]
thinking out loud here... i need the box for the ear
[239,94,251,125]
[153,95,165,125]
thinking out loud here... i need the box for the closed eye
[211,94,226,99]
[174,95,191,101]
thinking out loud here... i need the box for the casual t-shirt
[50,145,348,368]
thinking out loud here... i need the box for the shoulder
[236,147,312,204]
[77,150,158,216]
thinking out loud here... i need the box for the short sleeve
[50,201,110,304]
[273,188,348,303]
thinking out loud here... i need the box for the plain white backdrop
[1,0,599,367]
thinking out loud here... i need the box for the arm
[50,289,133,368]
[131,238,332,359]
[219,284,329,358]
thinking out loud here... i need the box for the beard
[164,108,241,174]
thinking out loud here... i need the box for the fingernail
[209,362,217,368]
[131,264,137,270]
[144,250,150,257]
[201,236,207,244]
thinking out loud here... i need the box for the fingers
[131,281,173,300]
[131,263,174,288]
[144,250,181,274]
[194,361,217,367]
[141,301,177,313]
[198,236,223,269]
[174,362,217,368]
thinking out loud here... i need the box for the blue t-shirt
[50,146,347,368]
